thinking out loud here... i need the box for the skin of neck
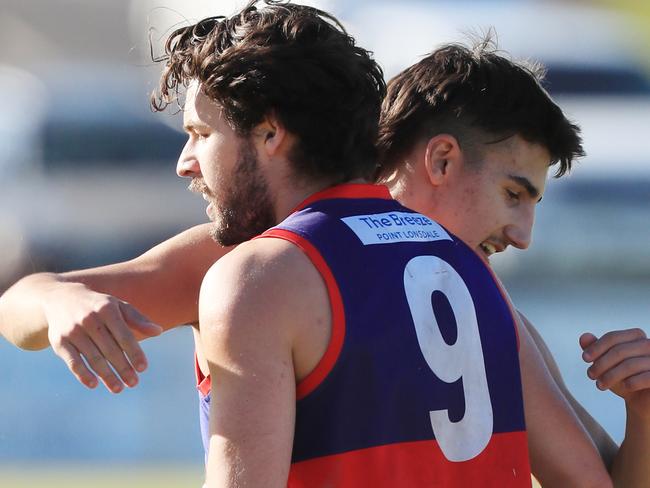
[383,154,439,219]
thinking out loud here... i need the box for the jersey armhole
[258,228,346,400]
[195,352,211,397]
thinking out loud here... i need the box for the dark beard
[209,140,276,246]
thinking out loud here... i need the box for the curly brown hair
[152,0,385,184]
[377,38,584,179]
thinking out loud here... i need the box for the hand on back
[44,282,162,393]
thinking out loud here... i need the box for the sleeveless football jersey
[197,183,531,487]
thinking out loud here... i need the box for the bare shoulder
[516,311,560,383]
[199,237,330,366]
[517,309,565,381]
[517,310,543,347]
[200,236,322,309]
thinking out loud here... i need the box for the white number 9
[403,255,493,462]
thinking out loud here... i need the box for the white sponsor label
[341,211,452,245]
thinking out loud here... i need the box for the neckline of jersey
[291,183,392,214]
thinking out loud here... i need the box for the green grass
[0,464,204,488]
[1,463,544,487]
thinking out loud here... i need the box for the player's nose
[176,138,202,178]
[176,153,201,178]
[504,211,534,250]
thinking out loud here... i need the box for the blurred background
[1,0,649,485]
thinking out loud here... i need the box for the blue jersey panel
[271,193,526,464]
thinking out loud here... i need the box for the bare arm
[0,223,229,391]
[518,315,612,487]
[521,310,650,487]
[519,312,618,467]
[200,238,327,487]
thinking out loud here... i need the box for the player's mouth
[202,193,215,218]
[188,178,216,218]
[479,241,502,259]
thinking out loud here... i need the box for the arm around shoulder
[0,222,224,349]
[0,223,225,392]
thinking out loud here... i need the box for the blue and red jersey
[197,183,531,487]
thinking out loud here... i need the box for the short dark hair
[377,38,584,178]
[152,0,385,183]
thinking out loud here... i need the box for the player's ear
[255,112,288,156]
[423,134,461,187]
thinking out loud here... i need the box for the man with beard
[0,2,629,486]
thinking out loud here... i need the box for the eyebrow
[508,175,542,202]
[183,122,211,133]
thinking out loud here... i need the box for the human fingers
[71,332,127,393]
[82,311,138,389]
[50,338,98,389]
[617,371,650,393]
[581,328,647,363]
[587,337,650,379]
[119,301,163,339]
[593,356,650,392]
[96,301,154,374]
[579,332,597,354]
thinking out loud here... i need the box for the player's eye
[506,189,520,202]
